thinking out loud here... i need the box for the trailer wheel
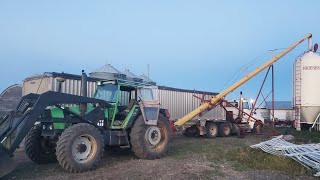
[25,127,57,164]
[219,122,231,137]
[205,122,218,138]
[56,123,104,173]
[130,114,170,159]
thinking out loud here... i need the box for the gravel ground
[2,134,317,180]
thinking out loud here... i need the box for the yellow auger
[174,33,313,126]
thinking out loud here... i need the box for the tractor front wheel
[56,123,104,173]
[25,127,57,164]
[130,114,170,159]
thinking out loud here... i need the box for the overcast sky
[0,0,319,102]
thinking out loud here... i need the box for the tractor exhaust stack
[80,70,88,115]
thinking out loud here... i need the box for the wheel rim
[145,126,162,146]
[209,126,217,136]
[72,134,97,163]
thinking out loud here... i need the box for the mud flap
[0,146,16,178]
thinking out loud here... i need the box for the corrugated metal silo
[293,51,320,130]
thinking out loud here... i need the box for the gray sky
[0,0,319,101]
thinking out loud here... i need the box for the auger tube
[174,33,312,126]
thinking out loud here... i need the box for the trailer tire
[219,122,231,137]
[25,127,57,164]
[130,114,170,159]
[205,122,218,138]
[56,123,104,173]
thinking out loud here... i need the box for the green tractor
[0,72,171,177]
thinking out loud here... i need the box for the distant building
[265,101,293,121]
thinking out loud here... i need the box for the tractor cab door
[137,86,160,126]
[94,83,119,123]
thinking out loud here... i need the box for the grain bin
[123,69,143,82]
[89,64,126,80]
[0,84,22,118]
[293,51,320,130]
[139,74,156,85]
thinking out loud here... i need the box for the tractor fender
[126,109,169,128]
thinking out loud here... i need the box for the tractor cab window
[137,87,159,101]
[94,84,118,102]
[119,86,135,106]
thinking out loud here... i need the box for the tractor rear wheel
[205,122,218,138]
[25,127,56,164]
[130,114,170,159]
[56,123,104,173]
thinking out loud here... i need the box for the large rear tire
[130,114,170,159]
[56,123,104,173]
[25,127,56,164]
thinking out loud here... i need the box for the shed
[265,101,293,121]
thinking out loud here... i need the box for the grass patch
[274,127,320,143]
[168,137,248,162]
[292,130,320,143]
[226,147,313,176]
[200,169,225,178]
[168,135,314,177]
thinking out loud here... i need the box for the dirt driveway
[2,135,316,180]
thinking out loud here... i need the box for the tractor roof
[98,79,154,88]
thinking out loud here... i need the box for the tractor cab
[94,80,160,128]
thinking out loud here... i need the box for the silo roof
[139,74,154,82]
[123,69,139,78]
[93,64,122,74]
